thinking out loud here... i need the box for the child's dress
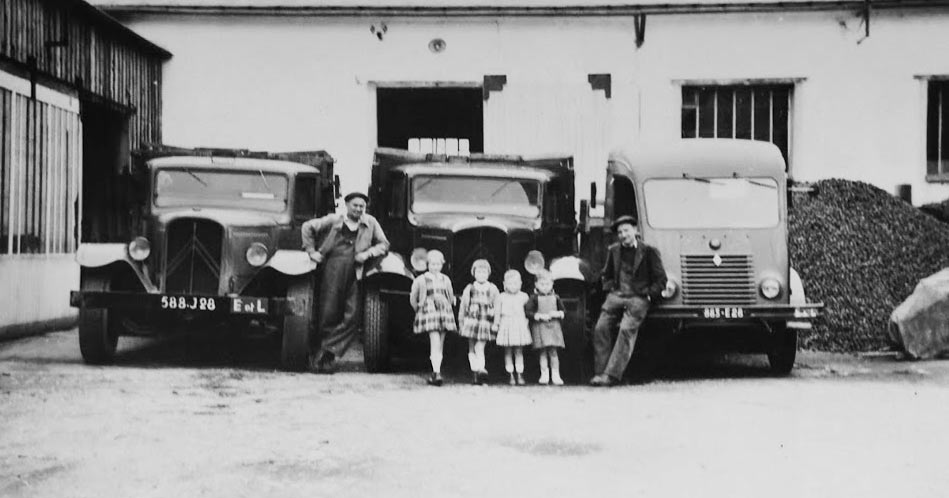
[494,291,532,347]
[412,273,457,334]
[525,291,566,349]
[458,281,500,341]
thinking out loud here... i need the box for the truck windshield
[154,169,289,213]
[411,176,541,217]
[643,177,780,228]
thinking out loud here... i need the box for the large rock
[890,268,949,359]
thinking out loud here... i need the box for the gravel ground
[1,330,948,498]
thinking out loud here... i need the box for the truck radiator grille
[680,254,756,305]
[165,219,223,295]
[451,228,507,287]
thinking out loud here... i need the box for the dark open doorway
[377,87,483,153]
[80,100,136,243]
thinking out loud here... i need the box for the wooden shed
[0,0,170,337]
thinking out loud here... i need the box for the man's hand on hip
[308,250,324,264]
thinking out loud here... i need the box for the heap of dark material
[789,179,949,352]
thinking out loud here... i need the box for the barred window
[681,84,793,166]
[1,82,82,255]
[927,81,949,179]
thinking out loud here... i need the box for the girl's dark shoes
[428,372,443,386]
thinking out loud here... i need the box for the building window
[927,81,949,180]
[681,84,793,166]
[1,82,81,255]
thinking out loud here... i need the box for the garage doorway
[377,87,483,154]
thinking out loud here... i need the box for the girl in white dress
[492,269,531,385]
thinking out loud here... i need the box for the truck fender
[549,256,593,283]
[266,250,317,276]
[364,252,415,281]
[788,266,811,330]
[76,243,132,268]
[75,243,156,292]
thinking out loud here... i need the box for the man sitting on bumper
[590,215,668,387]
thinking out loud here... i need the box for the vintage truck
[581,139,822,375]
[69,145,338,371]
[361,148,595,380]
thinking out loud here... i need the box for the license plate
[703,307,745,319]
[230,297,268,315]
[160,295,220,312]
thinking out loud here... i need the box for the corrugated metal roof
[90,0,949,16]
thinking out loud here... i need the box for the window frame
[923,76,949,183]
[676,78,802,171]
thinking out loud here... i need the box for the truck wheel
[767,323,797,376]
[281,275,314,372]
[78,272,119,365]
[362,285,389,373]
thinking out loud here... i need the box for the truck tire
[767,322,797,376]
[362,285,389,373]
[281,275,314,372]
[78,272,119,365]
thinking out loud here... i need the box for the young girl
[525,270,566,385]
[410,250,456,386]
[458,259,500,385]
[492,269,532,385]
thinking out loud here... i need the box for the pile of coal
[789,179,949,352]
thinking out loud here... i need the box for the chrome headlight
[128,237,151,261]
[524,250,545,275]
[245,242,269,267]
[660,278,678,299]
[760,277,781,300]
[410,247,429,273]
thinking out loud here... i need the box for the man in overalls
[302,192,390,373]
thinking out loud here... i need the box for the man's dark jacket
[601,241,668,300]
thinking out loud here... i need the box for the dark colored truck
[69,145,338,371]
[361,148,595,380]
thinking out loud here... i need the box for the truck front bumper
[70,291,305,317]
[648,303,823,326]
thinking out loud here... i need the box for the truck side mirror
[334,174,342,199]
[579,199,589,233]
[590,182,597,209]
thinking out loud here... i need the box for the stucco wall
[120,9,949,205]
[0,255,79,339]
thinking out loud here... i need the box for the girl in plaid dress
[457,259,500,385]
[492,269,532,385]
[410,250,456,386]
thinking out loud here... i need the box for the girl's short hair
[534,269,553,282]
[426,249,445,265]
[503,269,521,281]
[470,259,491,277]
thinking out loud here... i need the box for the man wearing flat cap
[302,191,389,373]
[590,215,668,386]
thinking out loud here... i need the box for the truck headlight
[410,247,429,273]
[760,278,781,299]
[245,242,269,267]
[524,250,545,275]
[128,237,150,261]
[661,278,678,299]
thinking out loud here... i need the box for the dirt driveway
[1,330,948,498]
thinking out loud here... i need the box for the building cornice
[95,1,949,17]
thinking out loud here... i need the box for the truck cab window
[613,176,638,220]
[294,175,318,218]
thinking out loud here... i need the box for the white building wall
[121,9,949,205]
